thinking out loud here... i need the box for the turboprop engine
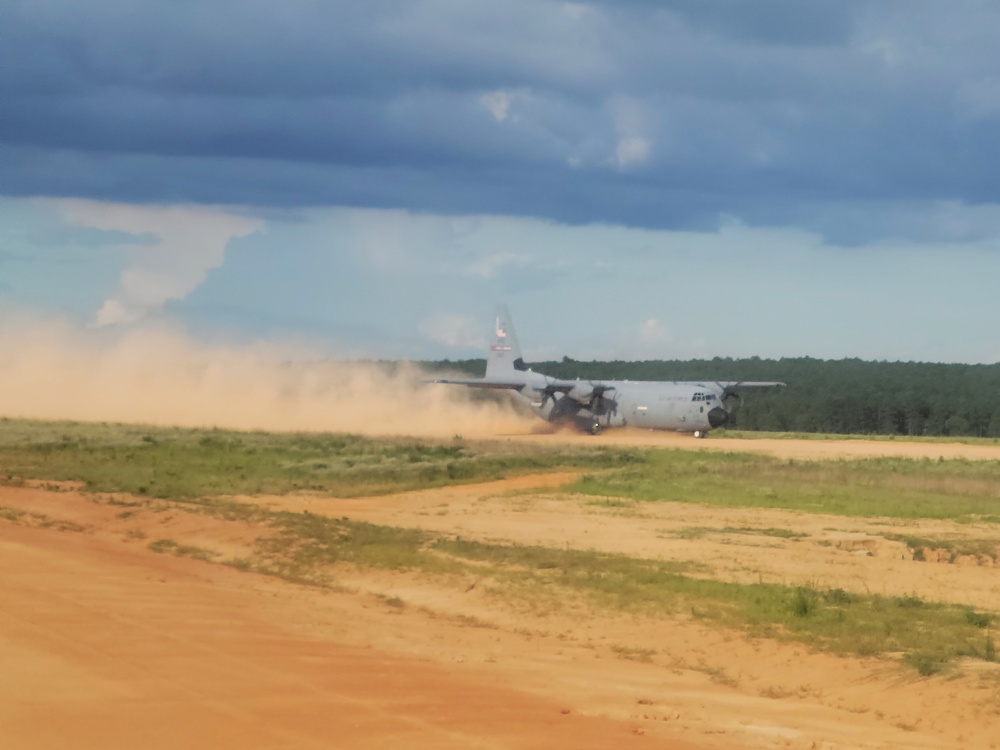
[565,382,615,405]
[566,383,596,403]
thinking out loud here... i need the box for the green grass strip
[0,418,640,498]
[569,450,1000,521]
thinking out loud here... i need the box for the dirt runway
[505,427,1000,461]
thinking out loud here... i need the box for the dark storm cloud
[4,0,1000,241]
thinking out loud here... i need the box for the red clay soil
[0,517,702,750]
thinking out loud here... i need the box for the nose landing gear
[575,417,604,435]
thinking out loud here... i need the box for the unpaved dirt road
[3,435,1000,749]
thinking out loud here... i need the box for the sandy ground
[3,435,1000,749]
[508,427,1000,461]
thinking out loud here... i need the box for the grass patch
[0,505,25,522]
[668,526,806,540]
[444,543,1000,670]
[378,594,407,609]
[147,538,216,561]
[906,650,946,677]
[584,498,638,509]
[0,418,641,499]
[7,418,1000,524]
[569,450,1000,521]
[0,505,86,532]
[884,533,999,562]
[611,644,656,662]
[718,430,1000,446]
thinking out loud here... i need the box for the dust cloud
[0,317,532,438]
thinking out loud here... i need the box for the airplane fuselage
[513,371,728,436]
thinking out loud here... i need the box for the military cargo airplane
[431,305,784,437]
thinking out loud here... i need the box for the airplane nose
[707,406,729,428]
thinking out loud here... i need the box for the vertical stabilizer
[486,304,527,378]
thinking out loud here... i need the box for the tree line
[421,356,1000,437]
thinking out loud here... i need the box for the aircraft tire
[589,421,603,436]
[693,430,706,439]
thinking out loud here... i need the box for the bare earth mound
[3,435,1000,749]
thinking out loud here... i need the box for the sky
[4,0,1000,367]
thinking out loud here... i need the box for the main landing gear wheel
[693,430,707,439]
[589,421,603,436]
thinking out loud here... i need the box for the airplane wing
[715,382,786,388]
[429,376,615,404]
[711,381,786,400]
[428,376,527,391]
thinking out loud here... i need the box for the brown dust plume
[0,317,532,437]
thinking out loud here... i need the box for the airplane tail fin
[486,304,528,378]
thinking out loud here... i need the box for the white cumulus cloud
[480,90,513,122]
[616,137,652,170]
[51,200,262,327]
[608,96,652,171]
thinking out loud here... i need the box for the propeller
[569,383,617,434]
[536,381,618,422]
[589,384,618,417]
[712,383,739,427]
[716,382,740,404]
[536,384,560,410]
[534,384,576,423]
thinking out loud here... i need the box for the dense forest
[421,357,1000,437]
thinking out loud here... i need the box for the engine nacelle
[566,384,595,403]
